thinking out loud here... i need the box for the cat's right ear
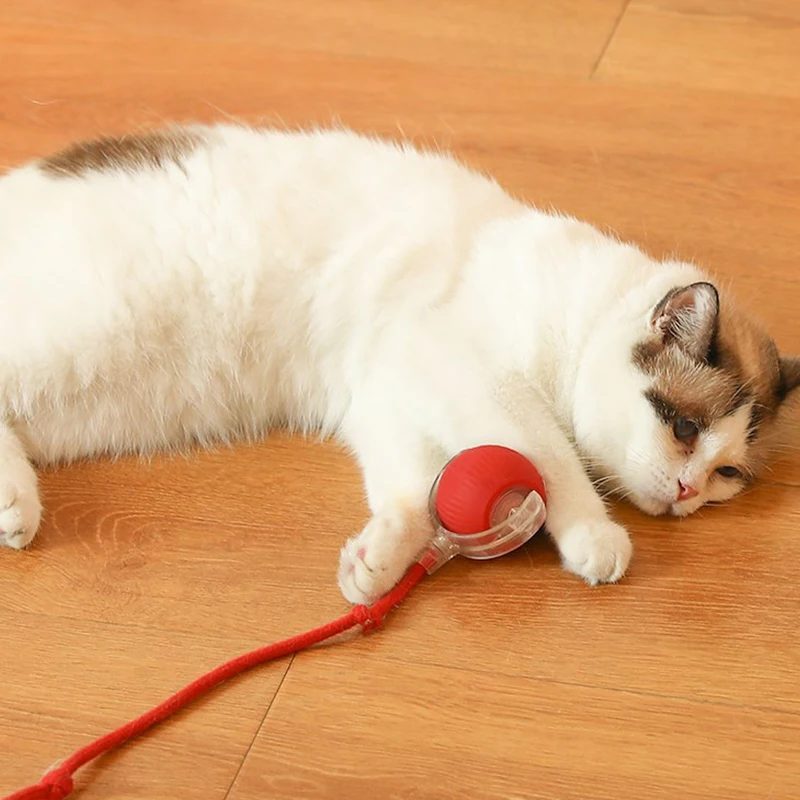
[649,282,719,362]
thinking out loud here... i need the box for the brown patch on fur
[779,356,800,400]
[638,347,745,429]
[40,128,202,178]
[713,301,784,438]
[634,288,790,476]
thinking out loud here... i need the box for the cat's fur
[0,123,797,603]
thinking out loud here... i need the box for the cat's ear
[650,282,719,361]
[778,356,800,401]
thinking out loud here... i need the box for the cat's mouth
[627,481,689,517]
[634,491,704,518]
[669,498,704,517]
[621,461,707,517]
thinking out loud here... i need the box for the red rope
[3,562,428,800]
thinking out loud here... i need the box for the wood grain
[0,0,629,77]
[228,651,800,800]
[1,1,799,798]
[2,611,289,799]
[597,1,800,97]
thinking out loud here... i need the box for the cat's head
[574,280,800,516]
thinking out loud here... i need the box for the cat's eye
[672,417,699,443]
[716,466,742,479]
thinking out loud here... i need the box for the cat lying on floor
[0,123,797,603]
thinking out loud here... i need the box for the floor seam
[590,0,631,78]
[222,653,296,800]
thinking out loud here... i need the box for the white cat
[0,123,797,603]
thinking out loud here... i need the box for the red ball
[434,445,547,535]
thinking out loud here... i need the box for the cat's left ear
[650,282,719,361]
[778,356,800,401]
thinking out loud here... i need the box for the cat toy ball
[4,446,547,800]
[422,444,547,572]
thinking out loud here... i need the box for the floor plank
[228,650,800,800]
[1,612,289,798]
[0,0,629,78]
[12,438,360,639]
[597,0,800,97]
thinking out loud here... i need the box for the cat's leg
[0,423,42,549]
[337,372,630,602]
[517,415,632,587]
[337,410,439,605]
[434,386,632,586]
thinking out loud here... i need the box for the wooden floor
[2,2,800,798]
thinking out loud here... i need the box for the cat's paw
[337,508,427,605]
[556,519,632,585]
[0,472,42,550]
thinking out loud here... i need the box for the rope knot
[352,604,385,631]
[41,768,74,799]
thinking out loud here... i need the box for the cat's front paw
[337,508,427,605]
[556,519,632,585]
[0,471,42,550]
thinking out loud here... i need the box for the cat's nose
[677,481,699,502]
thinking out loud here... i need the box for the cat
[0,122,797,604]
